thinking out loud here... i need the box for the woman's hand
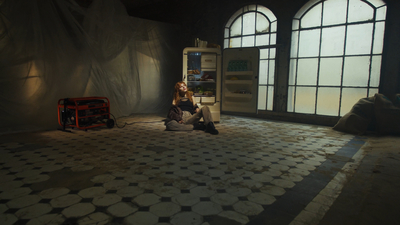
[179,120,184,124]
[195,108,200,113]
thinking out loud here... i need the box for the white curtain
[0,0,185,133]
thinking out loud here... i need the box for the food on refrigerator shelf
[195,85,204,94]
[201,73,213,80]
[230,76,239,80]
[188,75,195,81]
[204,91,213,96]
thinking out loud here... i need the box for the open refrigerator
[183,47,221,122]
[182,47,260,121]
[221,47,260,114]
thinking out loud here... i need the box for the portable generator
[58,97,114,131]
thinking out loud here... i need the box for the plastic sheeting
[0,0,185,133]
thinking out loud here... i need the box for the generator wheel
[106,119,115,128]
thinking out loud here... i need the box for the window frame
[289,0,387,116]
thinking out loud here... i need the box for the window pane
[259,60,268,85]
[319,58,342,86]
[289,59,297,85]
[271,22,277,32]
[300,3,322,28]
[340,88,367,116]
[373,21,385,54]
[295,87,316,114]
[242,36,255,47]
[367,0,386,8]
[291,31,299,57]
[244,4,257,12]
[297,58,318,85]
[322,0,347,26]
[299,29,321,57]
[287,86,295,112]
[224,39,229,49]
[376,6,387,21]
[270,48,276,59]
[260,49,269,59]
[258,86,267,110]
[243,13,256,35]
[370,56,381,87]
[345,23,373,55]
[230,37,241,48]
[292,19,300,30]
[256,13,269,33]
[317,88,340,116]
[269,60,275,84]
[267,86,274,111]
[343,56,370,86]
[231,17,242,37]
[321,26,345,56]
[270,33,276,45]
[256,34,269,46]
[348,0,374,23]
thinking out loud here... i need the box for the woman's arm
[192,97,200,113]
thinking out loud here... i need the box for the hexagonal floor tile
[124,212,158,225]
[170,212,203,225]
[133,193,161,207]
[50,194,82,208]
[107,202,138,217]
[62,203,96,218]
[150,202,180,217]
[92,194,122,207]
[192,202,223,216]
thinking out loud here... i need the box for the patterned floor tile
[0,114,366,225]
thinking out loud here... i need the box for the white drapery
[0,0,185,133]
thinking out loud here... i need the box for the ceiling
[74,0,200,24]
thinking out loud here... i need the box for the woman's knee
[201,106,210,112]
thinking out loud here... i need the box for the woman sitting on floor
[165,81,218,135]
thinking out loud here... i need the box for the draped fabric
[0,0,185,133]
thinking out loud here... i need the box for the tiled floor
[0,114,367,225]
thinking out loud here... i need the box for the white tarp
[0,0,185,133]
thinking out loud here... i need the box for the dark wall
[380,0,400,96]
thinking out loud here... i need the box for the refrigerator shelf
[187,80,215,83]
[225,92,253,99]
[225,80,253,85]
[225,71,253,76]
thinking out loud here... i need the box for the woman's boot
[205,122,219,135]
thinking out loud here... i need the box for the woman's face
[178,83,187,93]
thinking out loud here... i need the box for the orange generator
[58,97,114,131]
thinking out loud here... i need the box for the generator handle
[61,98,71,132]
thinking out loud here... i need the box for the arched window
[289,0,386,116]
[224,5,277,111]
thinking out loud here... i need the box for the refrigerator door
[222,47,260,113]
[183,47,221,122]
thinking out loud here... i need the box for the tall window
[289,0,386,116]
[224,5,277,111]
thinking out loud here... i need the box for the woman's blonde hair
[173,81,193,105]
